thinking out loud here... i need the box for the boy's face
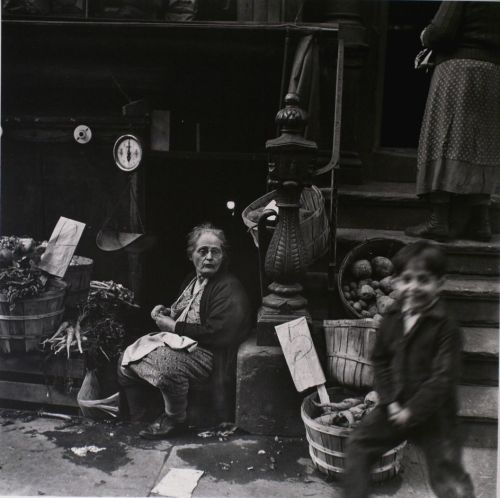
[392,260,442,309]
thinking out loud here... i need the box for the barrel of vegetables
[301,388,406,482]
[323,319,377,390]
[63,256,93,308]
[0,279,67,354]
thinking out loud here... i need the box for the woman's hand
[155,314,176,333]
[151,305,169,321]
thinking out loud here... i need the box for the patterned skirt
[129,345,213,389]
[416,59,500,196]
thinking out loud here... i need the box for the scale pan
[96,230,143,252]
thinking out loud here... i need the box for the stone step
[305,271,499,326]
[315,319,497,385]
[336,228,500,276]
[442,275,499,326]
[461,327,498,386]
[322,182,500,234]
[458,385,498,448]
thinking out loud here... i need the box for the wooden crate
[0,353,85,409]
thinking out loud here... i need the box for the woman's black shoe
[405,203,451,241]
[139,414,187,440]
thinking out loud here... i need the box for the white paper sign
[152,468,204,498]
[38,217,86,278]
[275,316,326,393]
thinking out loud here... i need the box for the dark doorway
[380,0,440,148]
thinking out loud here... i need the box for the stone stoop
[325,182,500,234]
[303,224,499,445]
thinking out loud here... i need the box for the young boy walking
[344,240,475,498]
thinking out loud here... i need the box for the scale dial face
[113,135,143,172]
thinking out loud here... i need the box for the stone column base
[235,334,307,436]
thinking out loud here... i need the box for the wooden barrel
[324,319,377,390]
[301,388,406,482]
[0,279,67,354]
[63,256,93,308]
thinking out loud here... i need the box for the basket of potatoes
[337,239,406,319]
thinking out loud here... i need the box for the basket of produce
[63,256,94,308]
[323,319,377,390]
[42,280,138,366]
[337,239,406,319]
[0,236,67,354]
[301,387,406,482]
[242,185,329,264]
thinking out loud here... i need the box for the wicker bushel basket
[324,319,377,390]
[301,388,406,482]
[63,256,93,308]
[242,185,329,264]
[0,279,67,354]
[337,238,406,318]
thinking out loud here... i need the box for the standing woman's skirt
[417,59,500,196]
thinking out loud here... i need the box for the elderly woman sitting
[117,223,252,439]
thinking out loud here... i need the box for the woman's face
[190,232,224,278]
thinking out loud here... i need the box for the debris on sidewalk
[151,468,204,498]
[196,422,238,440]
[37,410,72,421]
[70,445,106,457]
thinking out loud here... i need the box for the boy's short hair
[392,240,447,277]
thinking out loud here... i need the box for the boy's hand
[387,402,402,416]
[389,407,412,427]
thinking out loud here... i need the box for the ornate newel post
[257,93,318,346]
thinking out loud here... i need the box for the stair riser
[462,358,498,386]
[445,252,500,277]
[443,297,499,326]
[305,288,499,327]
[337,240,500,277]
[458,420,498,448]
[337,204,500,234]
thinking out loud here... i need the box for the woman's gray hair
[186,223,228,259]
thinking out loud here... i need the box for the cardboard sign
[38,217,85,278]
[275,316,326,393]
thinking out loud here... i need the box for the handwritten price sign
[275,317,326,392]
[38,217,86,278]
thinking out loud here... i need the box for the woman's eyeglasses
[197,247,223,258]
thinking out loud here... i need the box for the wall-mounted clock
[113,134,143,172]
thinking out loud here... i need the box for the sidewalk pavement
[0,408,497,497]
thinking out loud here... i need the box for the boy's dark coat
[372,300,462,428]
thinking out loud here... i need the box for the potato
[351,260,372,280]
[389,290,400,300]
[373,313,383,322]
[359,299,368,309]
[361,310,370,317]
[371,280,380,289]
[377,296,395,314]
[368,305,378,316]
[359,284,375,301]
[371,256,394,279]
[379,276,393,294]
[344,291,351,300]
[350,282,358,291]
[353,302,362,312]
[375,289,384,297]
